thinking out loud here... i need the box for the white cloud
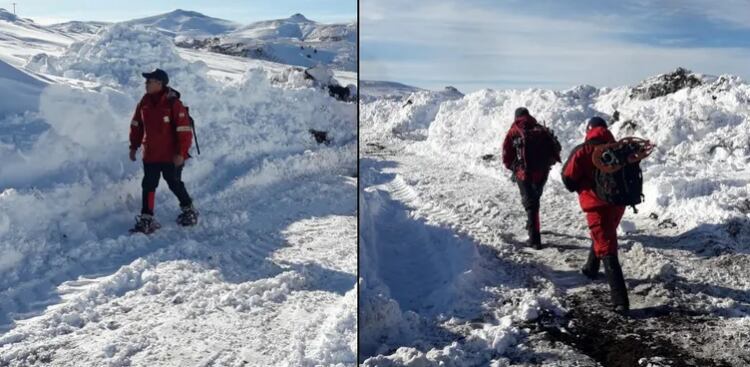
[360,0,750,92]
[663,0,750,30]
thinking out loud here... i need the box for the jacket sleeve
[129,101,144,150]
[561,145,584,192]
[502,128,516,170]
[172,99,193,159]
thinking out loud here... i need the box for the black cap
[142,68,169,85]
[514,107,530,118]
[587,116,607,129]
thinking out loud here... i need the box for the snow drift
[0,60,47,115]
[360,86,464,141]
[6,24,355,188]
[364,69,750,236]
[0,21,356,366]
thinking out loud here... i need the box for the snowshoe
[177,205,199,226]
[592,137,655,174]
[129,214,161,234]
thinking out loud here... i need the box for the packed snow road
[360,140,750,366]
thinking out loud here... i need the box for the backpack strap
[510,123,528,175]
[586,138,606,146]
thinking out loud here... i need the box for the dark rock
[658,219,677,229]
[630,67,703,100]
[309,129,331,145]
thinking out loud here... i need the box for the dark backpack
[166,89,201,155]
[511,124,560,173]
[589,139,644,212]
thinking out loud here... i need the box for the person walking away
[502,107,561,249]
[562,117,629,314]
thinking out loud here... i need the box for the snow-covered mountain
[179,13,357,71]
[230,13,318,40]
[360,80,426,99]
[0,9,356,366]
[0,8,355,72]
[0,8,77,65]
[360,68,750,365]
[46,20,111,40]
[122,9,241,37]
[228,13,354,42]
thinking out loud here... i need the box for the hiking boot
[131,214,161,234]
[603,255,629,315]
[613,304,629,316]
[177,205,199,226]
[527,233,542,249]
[581,245,600,280]
[526,209,542,249]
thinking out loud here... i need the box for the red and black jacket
[129,87,192,163]
[502,115,560,183]
[562,126,617,211]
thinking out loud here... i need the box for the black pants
[141,162,192,215]
[516,174,548,243]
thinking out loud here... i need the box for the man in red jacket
[502,107,561,248]
[129,69,198,233]
[562,117,628,314]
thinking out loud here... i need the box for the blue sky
[6,0,356,24]
[361,0,750,92]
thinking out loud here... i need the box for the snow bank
[360,87,464,141]
[3,24,355,188]
[362,69,750,238]
[0,60,47,115]
[358,159,564,364]
[0,23,355,286]
[27,23,211,96]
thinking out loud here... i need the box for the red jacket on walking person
[502,114,560,183]
[502,107,561,248]
[562,124,617,212]
[562,116,629,314]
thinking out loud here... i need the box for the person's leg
[528,175,548,245]
[581,239,600,279]
[141,163,160,215]
[586,208,617,258]
[163,163,198,226]
[162,163,192,208]
[600,206,629,313]
[517,179,540,247]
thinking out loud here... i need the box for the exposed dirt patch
[533,289,735,367]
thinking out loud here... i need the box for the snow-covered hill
[180,13,357,71]
[360,80,426,99]
[0,18,356,367]
[0,8,76,66]
[0,8,355,72]
[123,9,241,37]
[46,20,111,41]
[361,68,750,365]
